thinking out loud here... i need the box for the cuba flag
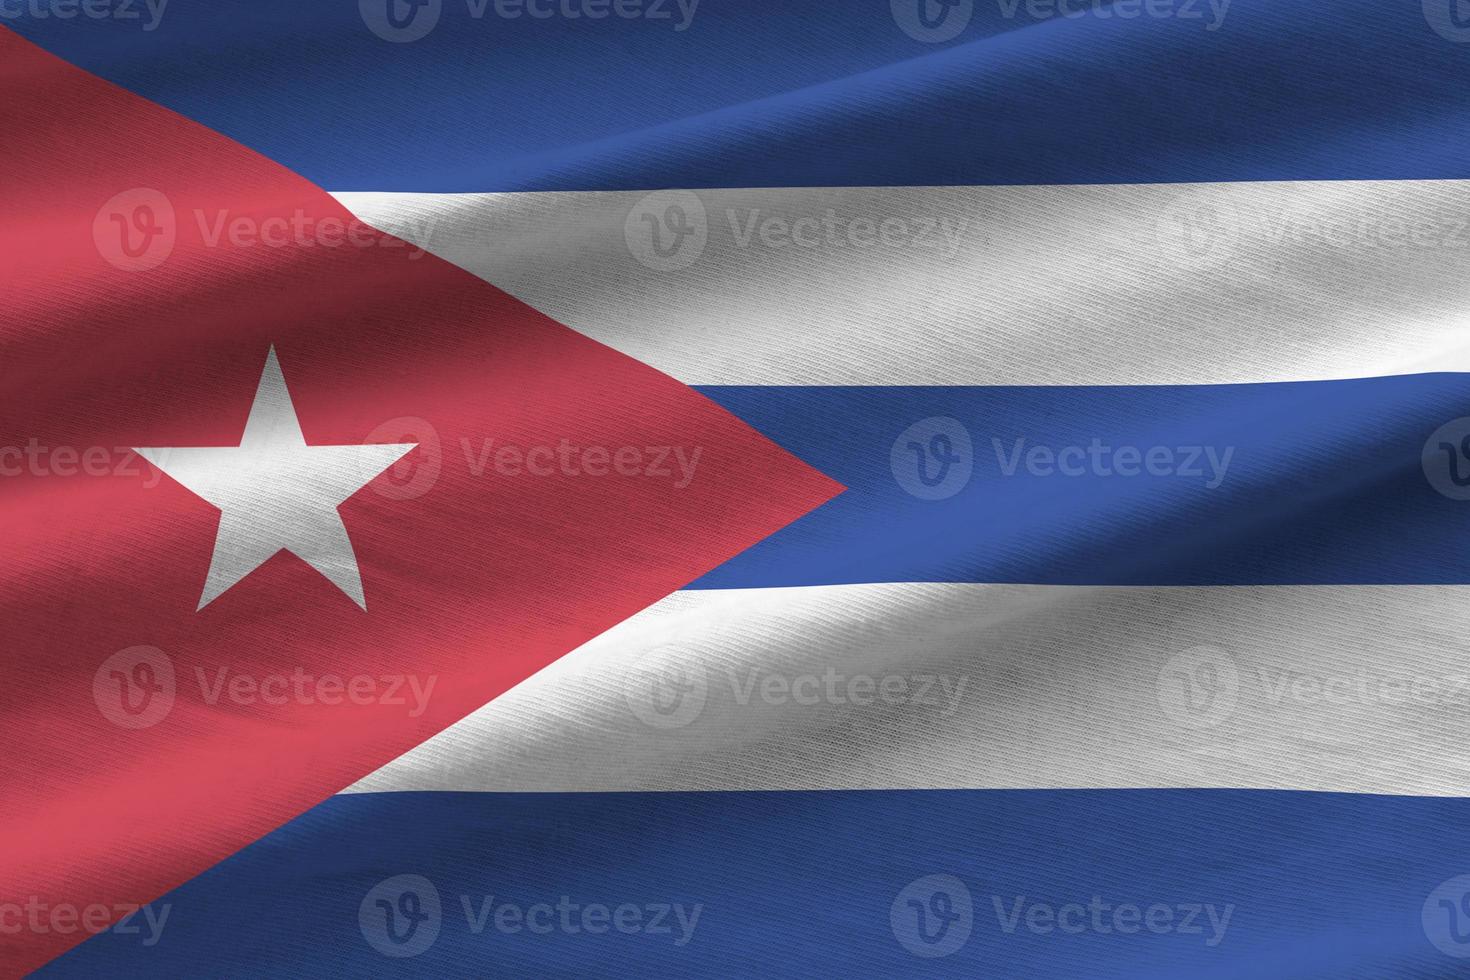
[7,0,1470,975]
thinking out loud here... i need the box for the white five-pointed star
[135,348,417,610]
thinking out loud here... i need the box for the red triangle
[0,26,841,976]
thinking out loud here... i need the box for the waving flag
[6,1,1470,976]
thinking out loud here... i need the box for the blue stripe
[43,787,1470,976]
[689,375,1470,588]
[7,0,1470,191]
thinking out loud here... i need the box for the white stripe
[335,181,1470,386]
[346,583,1470,796]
